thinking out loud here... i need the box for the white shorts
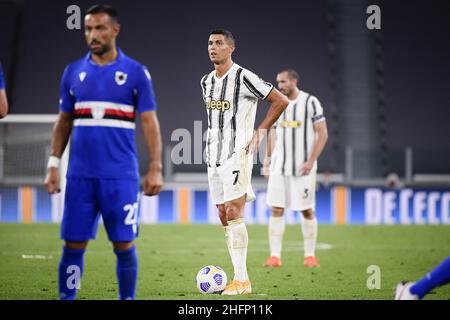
[266,171,317,211]
[208,150,256,205]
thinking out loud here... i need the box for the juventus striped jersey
[201,63,274,167]
[270,90,325,176]
[59,48,157,179]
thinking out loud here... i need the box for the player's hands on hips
[44,167,60,194]
[299,161,313,176]
[144,164,163,196]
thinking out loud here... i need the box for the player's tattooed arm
[141,110,163,196]
[246,88,288,155]
[44,111,73,193]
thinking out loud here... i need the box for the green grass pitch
[0,224,449,300]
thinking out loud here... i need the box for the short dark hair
[279,69,299,81]
[209,29,235,45]
[85,4,118,23]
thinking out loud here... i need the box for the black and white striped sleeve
[200,73,209,101]
[308,96,325,124]
[241,69,274,100]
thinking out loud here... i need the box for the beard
[281,88,292,97]
[89,42,111,56]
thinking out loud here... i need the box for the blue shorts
[61,178,140,242]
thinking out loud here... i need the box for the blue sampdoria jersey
[60,48,157,179]
[0,62,5,89]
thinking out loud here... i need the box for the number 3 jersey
[59,49,157,180]
[200,63,274,168]
[270,90,325,177]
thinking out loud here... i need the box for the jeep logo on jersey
[206,99,231,112]
[92,106,105,120]
[281,120,301,128]
[115,71,128,85]
[79,72,86,82]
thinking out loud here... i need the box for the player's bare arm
[246,88,289,154]
[299,120,328,176]
[44,111,73,194]
[262,127,277,179]
[141,110,163,196]
[0,89,8,118]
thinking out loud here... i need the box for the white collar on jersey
[288,89,304,103]
[213,62,238,81]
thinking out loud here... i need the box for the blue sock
[58,246,85,300]
[410,256,450,299]
[114,245,138,300]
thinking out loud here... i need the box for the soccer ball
[196,265,227,294]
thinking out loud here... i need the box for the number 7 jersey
[200,63,273,168]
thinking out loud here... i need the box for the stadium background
[0,0,449,225]
[0,0,450,302]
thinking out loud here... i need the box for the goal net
[0,114,68,221]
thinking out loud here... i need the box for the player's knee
[224,194,246,221]
[113,241,134,251]
[65,241,89,250]
[302,209,315,220]
[216,204,228,226]
[225,203,241,221]
[272,207,284,217]
[216,204,226,217]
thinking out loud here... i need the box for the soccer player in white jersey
[262,69,328,268]
[201,29,289,295]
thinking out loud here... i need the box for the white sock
[301,216,318,257]
[269,216,285,258]
[223,226,234,266]
[229,218,249,282]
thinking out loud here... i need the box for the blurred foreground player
[201,29,289,294]
[262,69,328,268]
[0,62,8,118]
[395,256,450,300]
[44,4,163,300]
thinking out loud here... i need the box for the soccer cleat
[221,279,252,295]
[304,256,320,268]
[263,256,282,267]
[394,281,419,300]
